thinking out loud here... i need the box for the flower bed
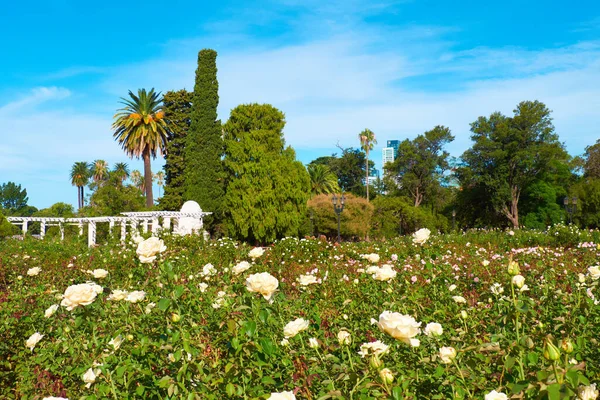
[1,231,599,399]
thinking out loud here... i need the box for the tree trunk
[365,148,369,203]
[414,186,423,207]
[77,186,81,209]
[81,186,85,209]
[143,149,154,208]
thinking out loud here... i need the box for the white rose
[482,260,490,267]
[412,228,431,245]
[361,253,380,263]
[27,267,41,276]
[512,275,525,288]
[490,283,504,295]
[82,368,97,388]
[44,304,59,318]
[268,391,296,400]
[202,263,217,277]
[136,237,166,263]
[108,290,129,301]
[448,284,457,292]
[108,335,124,350]
[337,330,352,345]
[379,368,394,385]
[452,296,467,304]
[90,269,108,279]
[232,261,252,275]
[373,265,397,281]
[308,337,319,349]
[439,346,457,364]
[125,290,146,303]
[280,338,290,346]
[297,274,318,286]
[588,266,600,281]
[357,340,389,358]
[424,322,443,337]
[246,272,279,301]
[578,383,599,400]
[283,318,310,338]
[248,247,265,260]
[26,332,44,351]
[198,282,209,293]
[366,266,381,274]
[377,311,421,346]
[485,390,508,400]
[145,302,156,314]
[60,283,102,310]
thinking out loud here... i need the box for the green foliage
[0,181,29,214]
[520,181,564,229]
[185,49,224,230]
[584,139,600,178]
[307,164,340,196]
[359,128,377,202]
[33,202,75,218]
[458,101,569,228]
[571,178,600,228]
[70,161,91,209]
[310,149,373,196]
[370,195,448,238]
[385,126,454,207]
[161,89,192,211]
[307,193,374,239]
[0,211,17,238]
[223,104,311,243]
[112,88,169,207]
[85,175,145,216]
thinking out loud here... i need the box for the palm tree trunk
[143,149,154,208]
[365,149,370,203]
[77,186,81,209]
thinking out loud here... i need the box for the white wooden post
[22,220,28,235]
[163,217,171,231]
[40,220,46,240]
[120,220,127,243]
[88,221,96,247]
[109,220,115,235]
[142,220,148,233]
[152,217,159,234]
[131,220,139,235]
[78,222,84,236]
[59,222,64,241]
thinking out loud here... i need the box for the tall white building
[382,147,395,166]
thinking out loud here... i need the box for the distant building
[382,147,395,166]
[366,176,379,186]
[386,140,400,155]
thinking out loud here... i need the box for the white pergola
[7,210,211,247]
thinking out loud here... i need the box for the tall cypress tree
[160,89,192,211]
[185,49,223,229]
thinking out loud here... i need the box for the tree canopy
[0,182,29,214]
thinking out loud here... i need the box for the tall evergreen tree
[223,104,311,243]
[185,49,224,228]
[161,89,192,210]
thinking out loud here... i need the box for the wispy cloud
[0,86,71,115]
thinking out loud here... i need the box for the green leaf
[158,298,171,312]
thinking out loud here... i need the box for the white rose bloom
[424,322,443,337]
[439,346,457,364]
[145,302,156,314]
[27,267,41,276]
[357,340,389,358]
[280,338,290,346]
[82,368,97,388]
[202,263,217,277]
[136,237,166,263]
[373,265,397,281]
[578,383,599,400]
[44,304,59,318]
[232,261,252,275]
[90,269,108,279]
[26,332,44,351]
[108,290,129,301]
[283,318,310,338]
[246,272,279,301]
[379,368,394,384]
[412,228,431,245]
[484,390,508,400]
[512,275,525,288]
[297,274,319,286]
[308,337,319,348]
[268,391,296,400]
[490,283,504,295]
[125,290,146,303]
[198,282,209,293]
[366,266,381,275]
[588,266,600,281]
[61,283,102,310]
[482,260,490,267]
[361,253,380,263]
[452,296,467,304]
[337,330,352,345]
[579,273,587,283]
[248,247,265,260]
[448,284,457,292]
[377,311,421,346]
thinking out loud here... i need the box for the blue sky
[1,0,599,209]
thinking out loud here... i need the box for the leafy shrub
[307,193,373,240]
[370,196,448,238]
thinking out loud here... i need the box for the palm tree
[70,161,90,209]
[154,171,165,198]
[308,164,340,196]
[359,128,377,202]
[112,162,130,185]
[130,169,145,192]
[90,159,109,187]
[112,88,169,207]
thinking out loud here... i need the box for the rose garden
[1,226,600,399]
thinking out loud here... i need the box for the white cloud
[0,86,71,115]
